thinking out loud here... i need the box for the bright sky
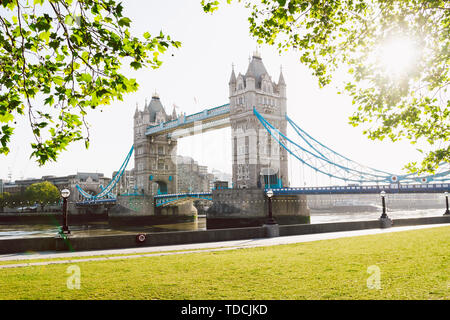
[0,1,427,186]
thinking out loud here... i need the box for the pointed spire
[253,47,261,59]
[172,104,177,118]
[229,63,236,84]
[278,65,286,86]
[134,102,139,117]
[245,50,268,81]
[152,90,160,99]
[143,98,150,113]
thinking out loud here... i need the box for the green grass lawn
[0,226,449,300]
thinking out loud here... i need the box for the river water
[0,208,445,239]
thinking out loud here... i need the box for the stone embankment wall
[207,188,310,229]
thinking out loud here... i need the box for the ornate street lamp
[266,189,276,225]
[61,188,71,235]
[380,191,388,219]
[444,192,450,216]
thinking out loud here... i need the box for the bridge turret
[133,93,177,196]
[229,52,289,189]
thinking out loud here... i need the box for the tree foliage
[0,0,180,165]
[24,180,59,207]
[202,0,449,174]
[0,192,11,209]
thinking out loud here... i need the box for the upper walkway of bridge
[145,103,230,138]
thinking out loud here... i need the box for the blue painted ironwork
[286,115,393,176]
[76,198,117,206]
[254,107,450,184]
[76,146,134,201]
[99,185,116,199]
[265,182,450,195]
[154,192,212,207]
[286,115,450,183]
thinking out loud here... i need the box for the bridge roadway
[75,183,449,206]
[271,182,450,195]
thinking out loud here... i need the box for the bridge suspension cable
[76,146,134,200]
[254,108,450,184]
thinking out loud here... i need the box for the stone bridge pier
[207,188,310,229]
[108,195,197,225]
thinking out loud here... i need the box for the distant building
[211,169,233,189]
[3,173,111,202]
[176,156,215,193]
[112,169,136,195]
[214,180,229,190]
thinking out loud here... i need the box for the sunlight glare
[378,36,418,78]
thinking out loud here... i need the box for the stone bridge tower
[229,52,289,189]
[133,93,178,195]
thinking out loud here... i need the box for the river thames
[0,207,444,239]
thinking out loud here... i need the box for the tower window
[245,136,249,155]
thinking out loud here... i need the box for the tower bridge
[76,52,450,227]
[134,51,290,196]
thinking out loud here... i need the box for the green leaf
[0,112,14,123]
[53,76,64,86]
[64,15,74,26]
[118,17,131,27]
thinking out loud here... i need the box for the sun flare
[378,36,419,78]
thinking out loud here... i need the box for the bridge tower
[229,51,289,189]
[133,93,178,195]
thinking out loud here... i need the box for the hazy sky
[0,1,428,186]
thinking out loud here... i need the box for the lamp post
[61,188,71,235]
[266,189,276,225]
[380,191,388,219]
[444,192,450,216]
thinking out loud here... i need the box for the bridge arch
[155,181,168,195]
[149,179,170,195]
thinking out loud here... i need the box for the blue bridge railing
[154,192,213,207]
[267,183,450,195]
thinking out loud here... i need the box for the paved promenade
[0,223,448,269]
